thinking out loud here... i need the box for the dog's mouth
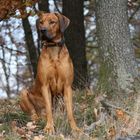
[41,30,53,40]
[40,28,62,44]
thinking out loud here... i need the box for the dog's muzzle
[41,29,48,34]
[40,29,53,40]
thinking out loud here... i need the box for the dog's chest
[40,56,66,93]
[49,60,64,93]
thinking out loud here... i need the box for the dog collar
[42,38,65,48]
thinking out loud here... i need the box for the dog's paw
[31,113,39,122]
[43,125,55,134]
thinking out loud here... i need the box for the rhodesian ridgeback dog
[19,12,81,134]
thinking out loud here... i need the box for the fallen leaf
[26,122,37,131]
[120,128,128,137]
[17,127,26,136]
[94,108,98,120]
[33,135,44,140]
[11,121,17,132]
[59,133,64,139]
[107,126,116,139]
[116,109,125,119]
[0,133,4,140]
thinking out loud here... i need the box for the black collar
[42,38,65,48]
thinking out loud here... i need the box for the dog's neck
[42,36,65,47]
[42,37,65,60]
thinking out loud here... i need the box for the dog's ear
[54,13,70,33]
[37,11,45,18]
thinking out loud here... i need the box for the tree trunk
[95,0,138,94]
[37,0,50,55]
[22,17,38,78]
[38,0,49,12]
[133,11,140,59]
[1,45,11,98]
[63,0,88,89]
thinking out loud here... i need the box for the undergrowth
[0,90,139,140]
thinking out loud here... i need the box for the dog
[19,12,81,134]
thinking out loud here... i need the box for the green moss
[0,123,11,133]
[74,90,96,126]
[36,119,46,130]
[98,63,108,90]
[1,111,30,125]
[98,61,116,95]
[5,133,21,140]
[44,134,64,140]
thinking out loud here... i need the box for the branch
[0,57,10,65]
[101,100,132,116]
[0,45,26,55]
[84,111,106,133]
[129,3,140,21]
[53,0,62,14]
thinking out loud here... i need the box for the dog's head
[38,12,70,41]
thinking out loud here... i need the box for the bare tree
[63,0,88,89]
[1,45,11,98]
[22,17,38,78]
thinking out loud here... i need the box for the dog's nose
[40,29,48,34]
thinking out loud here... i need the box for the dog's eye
[49,21,56,24]
[39,20,43,24]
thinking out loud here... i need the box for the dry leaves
[10,120,39,139]
[116,109,125,120]
[107,126,116,139]
[0,0,38,20]
[33,135,44,140]
[26,122,37,131]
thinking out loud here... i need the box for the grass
[0,90,139,140]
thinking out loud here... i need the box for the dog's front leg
[64,86,81,132]
[41,85,54,134]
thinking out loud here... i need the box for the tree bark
[63,0,88,89]
[37,0,50,55]
[132,11,140,59]
[1,45,11,98]
[95,0,138,94]
[38,0,49,12]
[22,17,38,78]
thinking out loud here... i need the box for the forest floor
[0,90,140,140]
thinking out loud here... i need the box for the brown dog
[19,12,81,134]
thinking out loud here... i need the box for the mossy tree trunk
[95,0,138,94]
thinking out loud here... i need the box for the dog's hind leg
[19,89,39,122]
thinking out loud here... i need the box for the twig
[53,0,62,14]
[101,100,133,116]
[84,111,106,133]
[0,57,10,65]
[0,45,26,55]
[129,3,140,21]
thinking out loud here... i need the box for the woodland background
[0,0,140,97]
[0,0,140,140]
